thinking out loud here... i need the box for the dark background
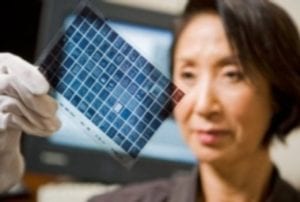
[0,1,42,63]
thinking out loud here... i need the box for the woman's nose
[192,78,221,120]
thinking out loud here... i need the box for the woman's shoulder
[269,170,300,202]
[275,179,300,201]
[88,169,196,202]
[88,177,173,202]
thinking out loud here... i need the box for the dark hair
[171,0,300,144]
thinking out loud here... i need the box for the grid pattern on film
[39,5,184,158]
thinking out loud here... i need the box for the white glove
[0,53,61,192]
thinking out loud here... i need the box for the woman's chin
[195,150,226,164]
[190,142,229,164]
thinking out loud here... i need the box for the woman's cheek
[215,84,262,141]
[173,90,195,138]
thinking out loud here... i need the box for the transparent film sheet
[37,2,184,167]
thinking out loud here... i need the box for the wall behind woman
[270,0,300,190]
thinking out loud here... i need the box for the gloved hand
[0,53,61,192]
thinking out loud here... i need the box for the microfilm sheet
[37,3,184,167]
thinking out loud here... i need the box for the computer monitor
[23,0,196,184]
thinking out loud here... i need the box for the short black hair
[171,0,300,144]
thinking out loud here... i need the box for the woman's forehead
[174,13,233,61]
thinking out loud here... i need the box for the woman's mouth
[195,129,231,145]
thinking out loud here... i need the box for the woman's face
[173,13,273,163]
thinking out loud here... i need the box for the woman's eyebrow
[175,57,196,67]
[215,55,239,67]
[178,60,196,69]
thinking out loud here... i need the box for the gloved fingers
[1,111,60,136]
[0,112,12,132]
[10,114,60,136]
[0,128,22,152]
[26,93,58,118]
[13,81,58,118]
[0,74,57,118]
[0,52,49,95]
[0,96,61,136]
[0,95,54,130]
[0,53,60,136]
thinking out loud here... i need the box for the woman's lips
[195,129,230,145]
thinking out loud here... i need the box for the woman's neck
[199,149,273,202]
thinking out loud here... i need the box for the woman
[89,0,300,201]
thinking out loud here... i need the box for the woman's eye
[179,71,197,86]
[181,72,195,79]
[224,70,244,82]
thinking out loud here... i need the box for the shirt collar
[170,167,200,202]
[169,166,295,202]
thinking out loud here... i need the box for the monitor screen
[23,0,195,184]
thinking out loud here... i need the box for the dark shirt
[89,167,300,202]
